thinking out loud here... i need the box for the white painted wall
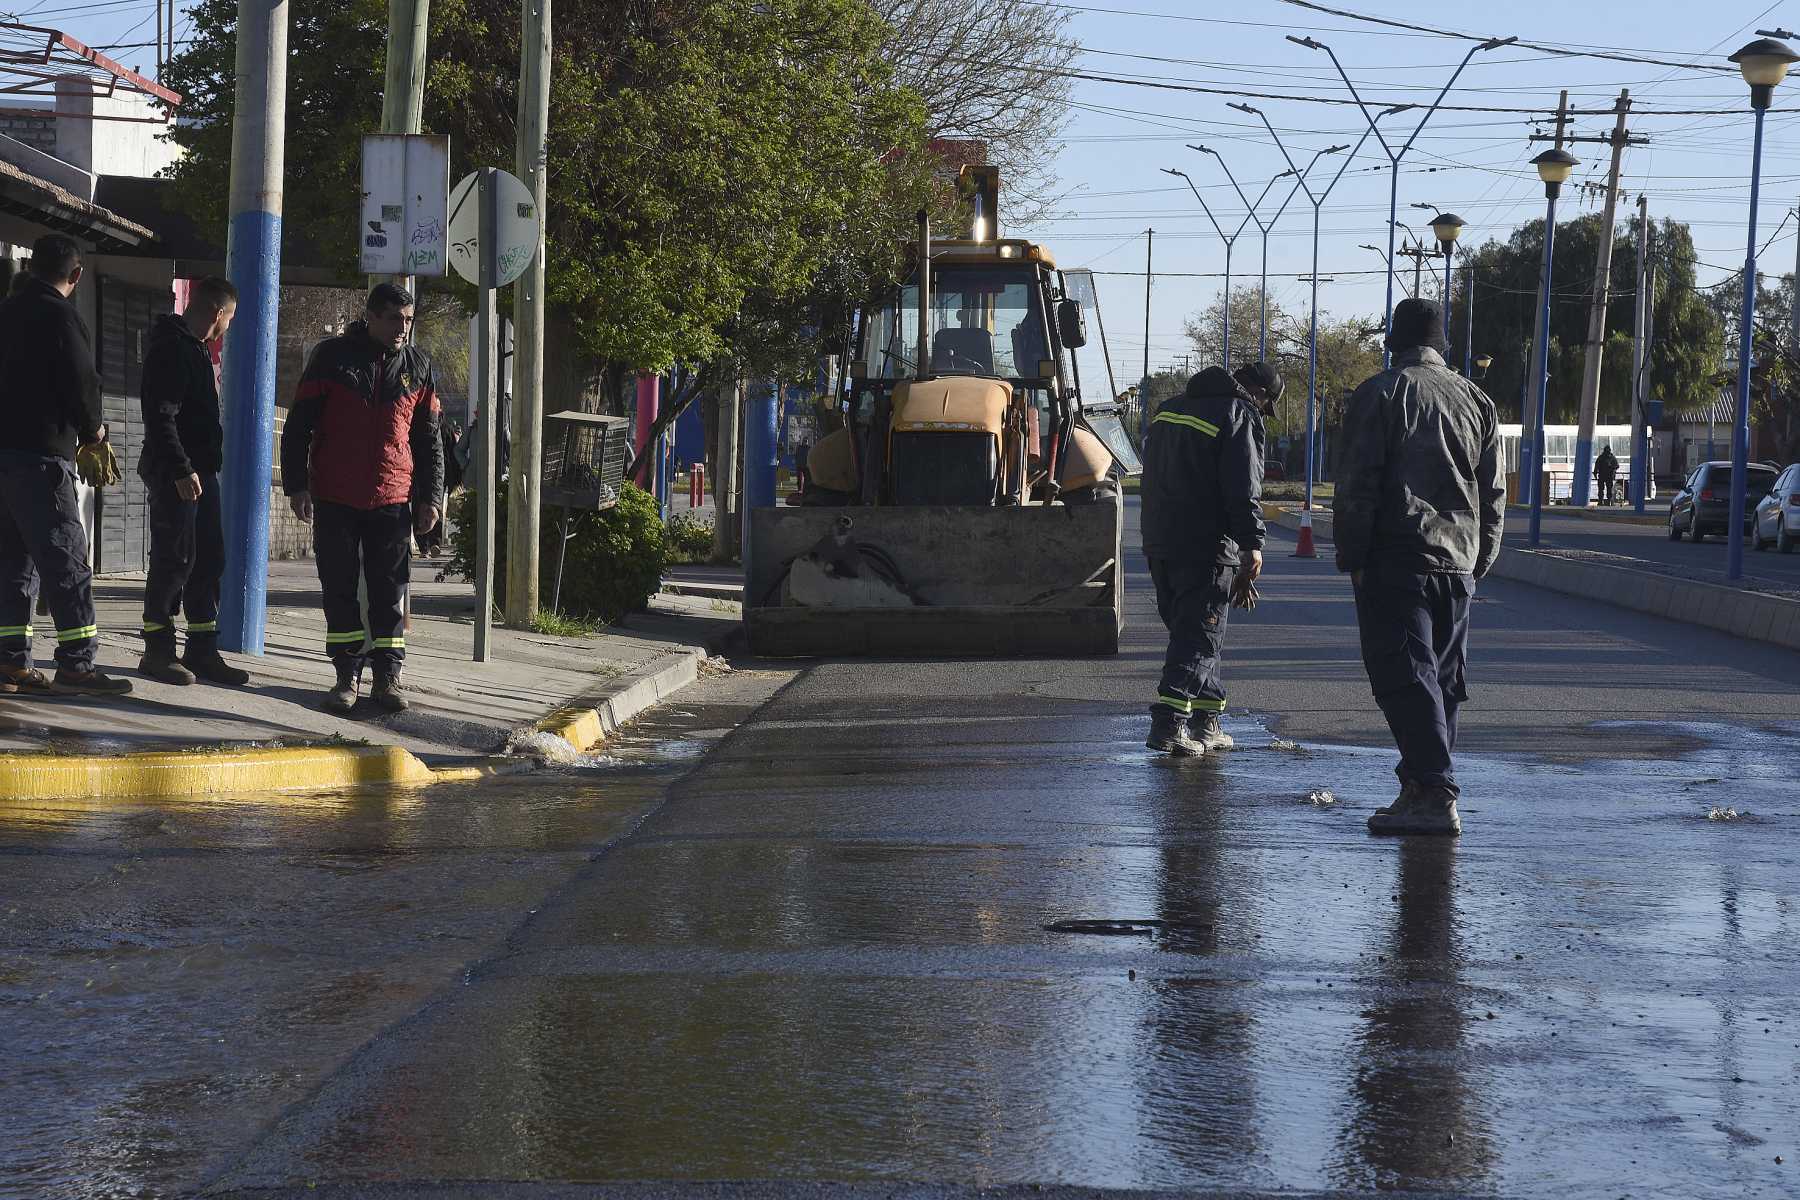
[54,75,180,181]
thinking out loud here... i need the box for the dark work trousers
[313,500,412,674]
[1149,557,1237,719]
[0,450,97,671]
[1353,568,1473,794]
[1597,476,1616,505]
[142,472,223,652]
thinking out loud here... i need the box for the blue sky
[19,0,1800,383]
[1003,0,1800,378]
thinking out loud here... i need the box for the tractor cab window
[860,266,1049,383]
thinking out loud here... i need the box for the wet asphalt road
[6,501,1800,1198]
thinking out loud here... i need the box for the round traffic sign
[447,169,541,287]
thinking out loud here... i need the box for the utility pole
[1522,90,1572,511]
[1630,195,1650,511]
[1142,227,1153,430]
[377,0,430,295]
[380,0,429,133]
[1556,90,1645,507]
[1463,264,1475,376]
[216,0,289,655]
[507,0,550,625]
[1791,202,1800,458]
[1142,227,1153,385]
[1397,241,1431,297]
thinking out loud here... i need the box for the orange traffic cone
[1292,509,1318,559]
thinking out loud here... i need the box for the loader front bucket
[743,499,1124,658]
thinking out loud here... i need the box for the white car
[1752,462,1800,553]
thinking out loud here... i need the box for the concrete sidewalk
[0,559,739,795]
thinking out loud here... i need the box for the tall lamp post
[1427,211,1466,345]
[1238,104,1377,512]
[1725,33,1799,581]
[1191,145,1299,365]
[1358,244,1412,297]
[1528,147,1579,546]
[1288,32,1515,365]
[1161,165,1291,367]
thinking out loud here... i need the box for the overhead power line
[1274,0,1736,73]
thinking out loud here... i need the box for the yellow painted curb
[537,704,606,753]
[0,744,447,803]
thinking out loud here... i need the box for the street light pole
[1464,263,1476,377]
[1183,149,1293,366]
[1726,34,1799,581]
[1240,104,1375,512]
[1163,168,1281,368]
[1289,32,1515,367]
[1415,207,1467,346]
[1529,147,1580,547]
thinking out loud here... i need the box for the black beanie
[1233,360,1284,402]
[1386,297,1449,354]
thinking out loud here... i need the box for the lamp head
[1160,167,1186,178]
[1475,353,1493,370]
[1730,37,1799,107]
[1286,34,1323,50]
[1380,104,1415,118]
[1325,143,1349,154]
[1430,212,1466,247]
[1531,147,1579,196]
[1228,101,1260,115]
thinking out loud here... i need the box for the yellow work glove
[75,440,122,487]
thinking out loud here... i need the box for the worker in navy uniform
[1139,360,1280,756]
[281,284,443,715]
[1334,298,1504,836]
[137,275,246,687]
[0,234,132,697]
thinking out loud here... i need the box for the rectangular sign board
[359,134,450,276]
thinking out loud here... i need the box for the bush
[448,482,667,626]
[665,510,714,564]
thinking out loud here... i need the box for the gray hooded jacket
[1332,346,1504,578]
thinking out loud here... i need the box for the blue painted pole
[217,0,288,654]
[747,381,778,511]
[1529,194,1561,547]
[1443,250,1454,345]
[1306,204,1320,512]
[1728,105,1768,582]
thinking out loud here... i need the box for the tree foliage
[870,0,1075,221]
[161,0,931,391]
[1449,214,1724,425]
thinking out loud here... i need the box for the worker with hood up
[1138,359,1281,756]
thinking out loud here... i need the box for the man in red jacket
[281,284,443,714]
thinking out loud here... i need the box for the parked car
[1667,461,1780,542]
[1752,462,1800,553]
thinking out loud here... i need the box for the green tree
[1183,285,1298,369]
[1450,214,1723,425]
[161,0,931,419]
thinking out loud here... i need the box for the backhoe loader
[743,168,1139,657]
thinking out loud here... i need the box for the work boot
[139,645,195,686]
[51,665,134,697]
[1147,707,1204,757]
[369,666,409,714]
[1367,782,1462,837]
[182,642,249,687]
[324,659,360,714]
[0,664,52,694]
[1187,712,1234,751]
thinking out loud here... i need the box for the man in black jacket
[1334,299,1504,836]
[1139,361,1278,756]
[0,235,131,696]
[138,276,245,687]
